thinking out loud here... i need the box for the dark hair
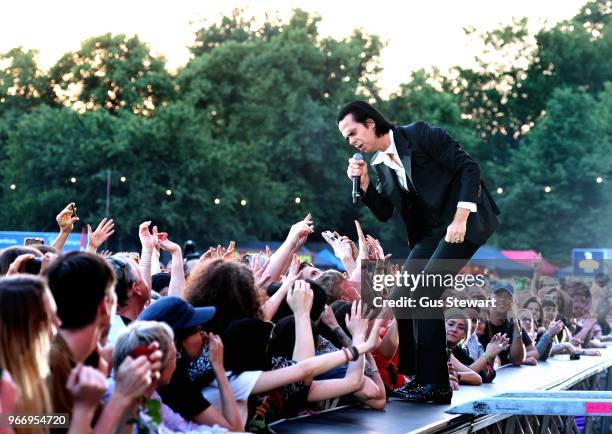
[45,251,115,329]
[221,318,274,373]
[541,299,557,309]
[331,300,352,337]
[266,280,326,323]
[186,259,263,334]
[269,315,319,360]
[298,261,313,271]
[337,100,394,137]
[566,281,590,299]
[31,244,57,255]
[522,297,544,327]
[306,279,327,321]
[151,272,171,294]
[0,246,42,275]
[107,256,138,308]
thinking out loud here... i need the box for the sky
[1,0,588,96]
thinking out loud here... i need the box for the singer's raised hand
[347,157,370,192]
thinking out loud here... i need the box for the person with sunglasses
[106,255,151,345]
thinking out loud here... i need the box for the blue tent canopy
[314,249,345,271]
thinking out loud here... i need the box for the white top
[107,314,128,346]
[201,370,263,427]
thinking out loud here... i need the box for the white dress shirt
[370,130,477,212]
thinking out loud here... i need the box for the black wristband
[349,345,359,361]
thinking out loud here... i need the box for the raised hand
[354,220,368,261]
[286,279,314,317]
[322,231,353,261]
[362,318,384,353]
[200,241,235,262]
[251,251,272,287]
[138,221,158,251]
[546,320,564,337]
[288,214,314,248]
[56,202,79,233]
[345,300,369,343]
[279,254,301,291]
[159,234,181,255]
[87,218,115,250]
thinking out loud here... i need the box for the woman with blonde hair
[0,275,55,425]
[0,275,107,434]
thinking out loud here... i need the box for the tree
[496,85,612,260]
[179,9,385,240]
[0,47,48,113]
[47,33,174,115]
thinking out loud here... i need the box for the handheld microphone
[352,153,363,205]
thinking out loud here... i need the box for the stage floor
[271,346,612,433]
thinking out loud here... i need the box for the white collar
[371,130,398,165]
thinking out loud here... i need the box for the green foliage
[0,6,610,261]
[496,86,612,260]
[47,33,174,115]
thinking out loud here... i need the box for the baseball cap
[138,296,215,333]
[492,282,514,296]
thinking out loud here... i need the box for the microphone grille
[353,153,363,161]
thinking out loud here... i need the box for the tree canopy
[0,5,610,262]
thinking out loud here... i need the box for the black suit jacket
[361,122,500,247]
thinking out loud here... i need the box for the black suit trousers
[394,236,480,385]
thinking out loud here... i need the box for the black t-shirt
[157,357,211,420]
[482,319,533,366]
[452,346,474,366]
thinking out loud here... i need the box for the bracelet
[349,346,360,361]
[342,347,351,363]
[483,353,493,360]
[513,333,521,338]
[457,373,462,382]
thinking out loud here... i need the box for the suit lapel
[393,127,415,190]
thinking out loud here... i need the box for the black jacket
[361,122,500,247]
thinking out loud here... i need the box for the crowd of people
[0,202,610,433]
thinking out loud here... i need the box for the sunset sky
[1,0,587,95]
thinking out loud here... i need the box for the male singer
[338,100,499,403]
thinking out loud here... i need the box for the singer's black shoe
[395,383,453,404]
[389,376,418,399]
